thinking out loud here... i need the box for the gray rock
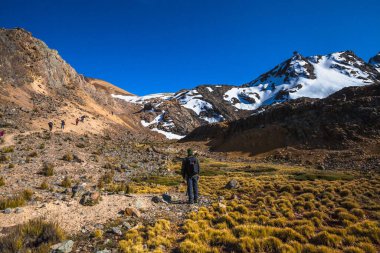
[96,250,111,253]
[162,193,172,203]
[3,208,12,214]
[50,240,74,253]
[111,227,122,236]
[94,223,104,230]
[225,179,239,189]
[15,207,23,213]
[151,196,162,203]
[71,184,86,198]
[122,222,132,230]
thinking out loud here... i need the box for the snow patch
[151,128,184,140]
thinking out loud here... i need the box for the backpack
[186,157,199,176]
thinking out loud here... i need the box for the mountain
[0,28,145,135]
[114,51,380,138]
[369,52,380,72]
[182,83,380,169]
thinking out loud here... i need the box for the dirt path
[0,192,205,237]
[0,194,152,236]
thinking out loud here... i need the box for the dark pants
[187,175,199,203]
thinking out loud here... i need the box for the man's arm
[197,158,200,174]
[181,159,186,179]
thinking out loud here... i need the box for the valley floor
[0,130,379,253]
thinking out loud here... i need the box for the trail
[0,194,151,235]
[0,192,201,236]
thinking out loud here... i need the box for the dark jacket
[181,156,200,179]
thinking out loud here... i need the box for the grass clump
[0,189,33,210]
[91,229,104,239]
[2,146,14,153]
[41,162,54,176]
[60,177,72,188]
[0,218,65,252]
[62,152,74,162]
[39,180,49,190]
[0,176,5,187]
[0,154,10,162]
[293,171,354,181]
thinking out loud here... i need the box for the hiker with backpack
[48,121,53,131]
[181,148,200,204]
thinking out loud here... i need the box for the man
[48,121,53,131]
[61,120,65,130]
[181,148,200,204]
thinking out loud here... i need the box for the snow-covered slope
[223,51,379,111]
[369,52,380,73]
[113,51,379,139]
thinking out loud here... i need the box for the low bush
[60,177,72,188]
[62,152,74,162]
[2,146,14,153]
[0,176,4,187]
[41,162,54,176]
[0,219,65,252]
[0,189,33,210]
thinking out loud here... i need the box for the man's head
[187,148,193,156]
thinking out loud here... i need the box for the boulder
[151,196,162,203]
[225,179,239,189]
[3,208,12,214]
[124,207,141,218]
[162,193,172,203]
[111,226,122,236]
[71,184,86,198]
[80,191,100,206]
[122,222,132,230]
[50,240,74,253]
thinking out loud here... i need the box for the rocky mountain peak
[369,52,380,72]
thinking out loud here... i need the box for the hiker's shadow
[170,200,188,205]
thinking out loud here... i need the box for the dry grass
[0,218,65,253]
[0,189,33,210]
[41,162,54,176]
[116,159,380,252]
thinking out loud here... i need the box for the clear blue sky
[1,0,379,95]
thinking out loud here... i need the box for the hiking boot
[188,200,194,204]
